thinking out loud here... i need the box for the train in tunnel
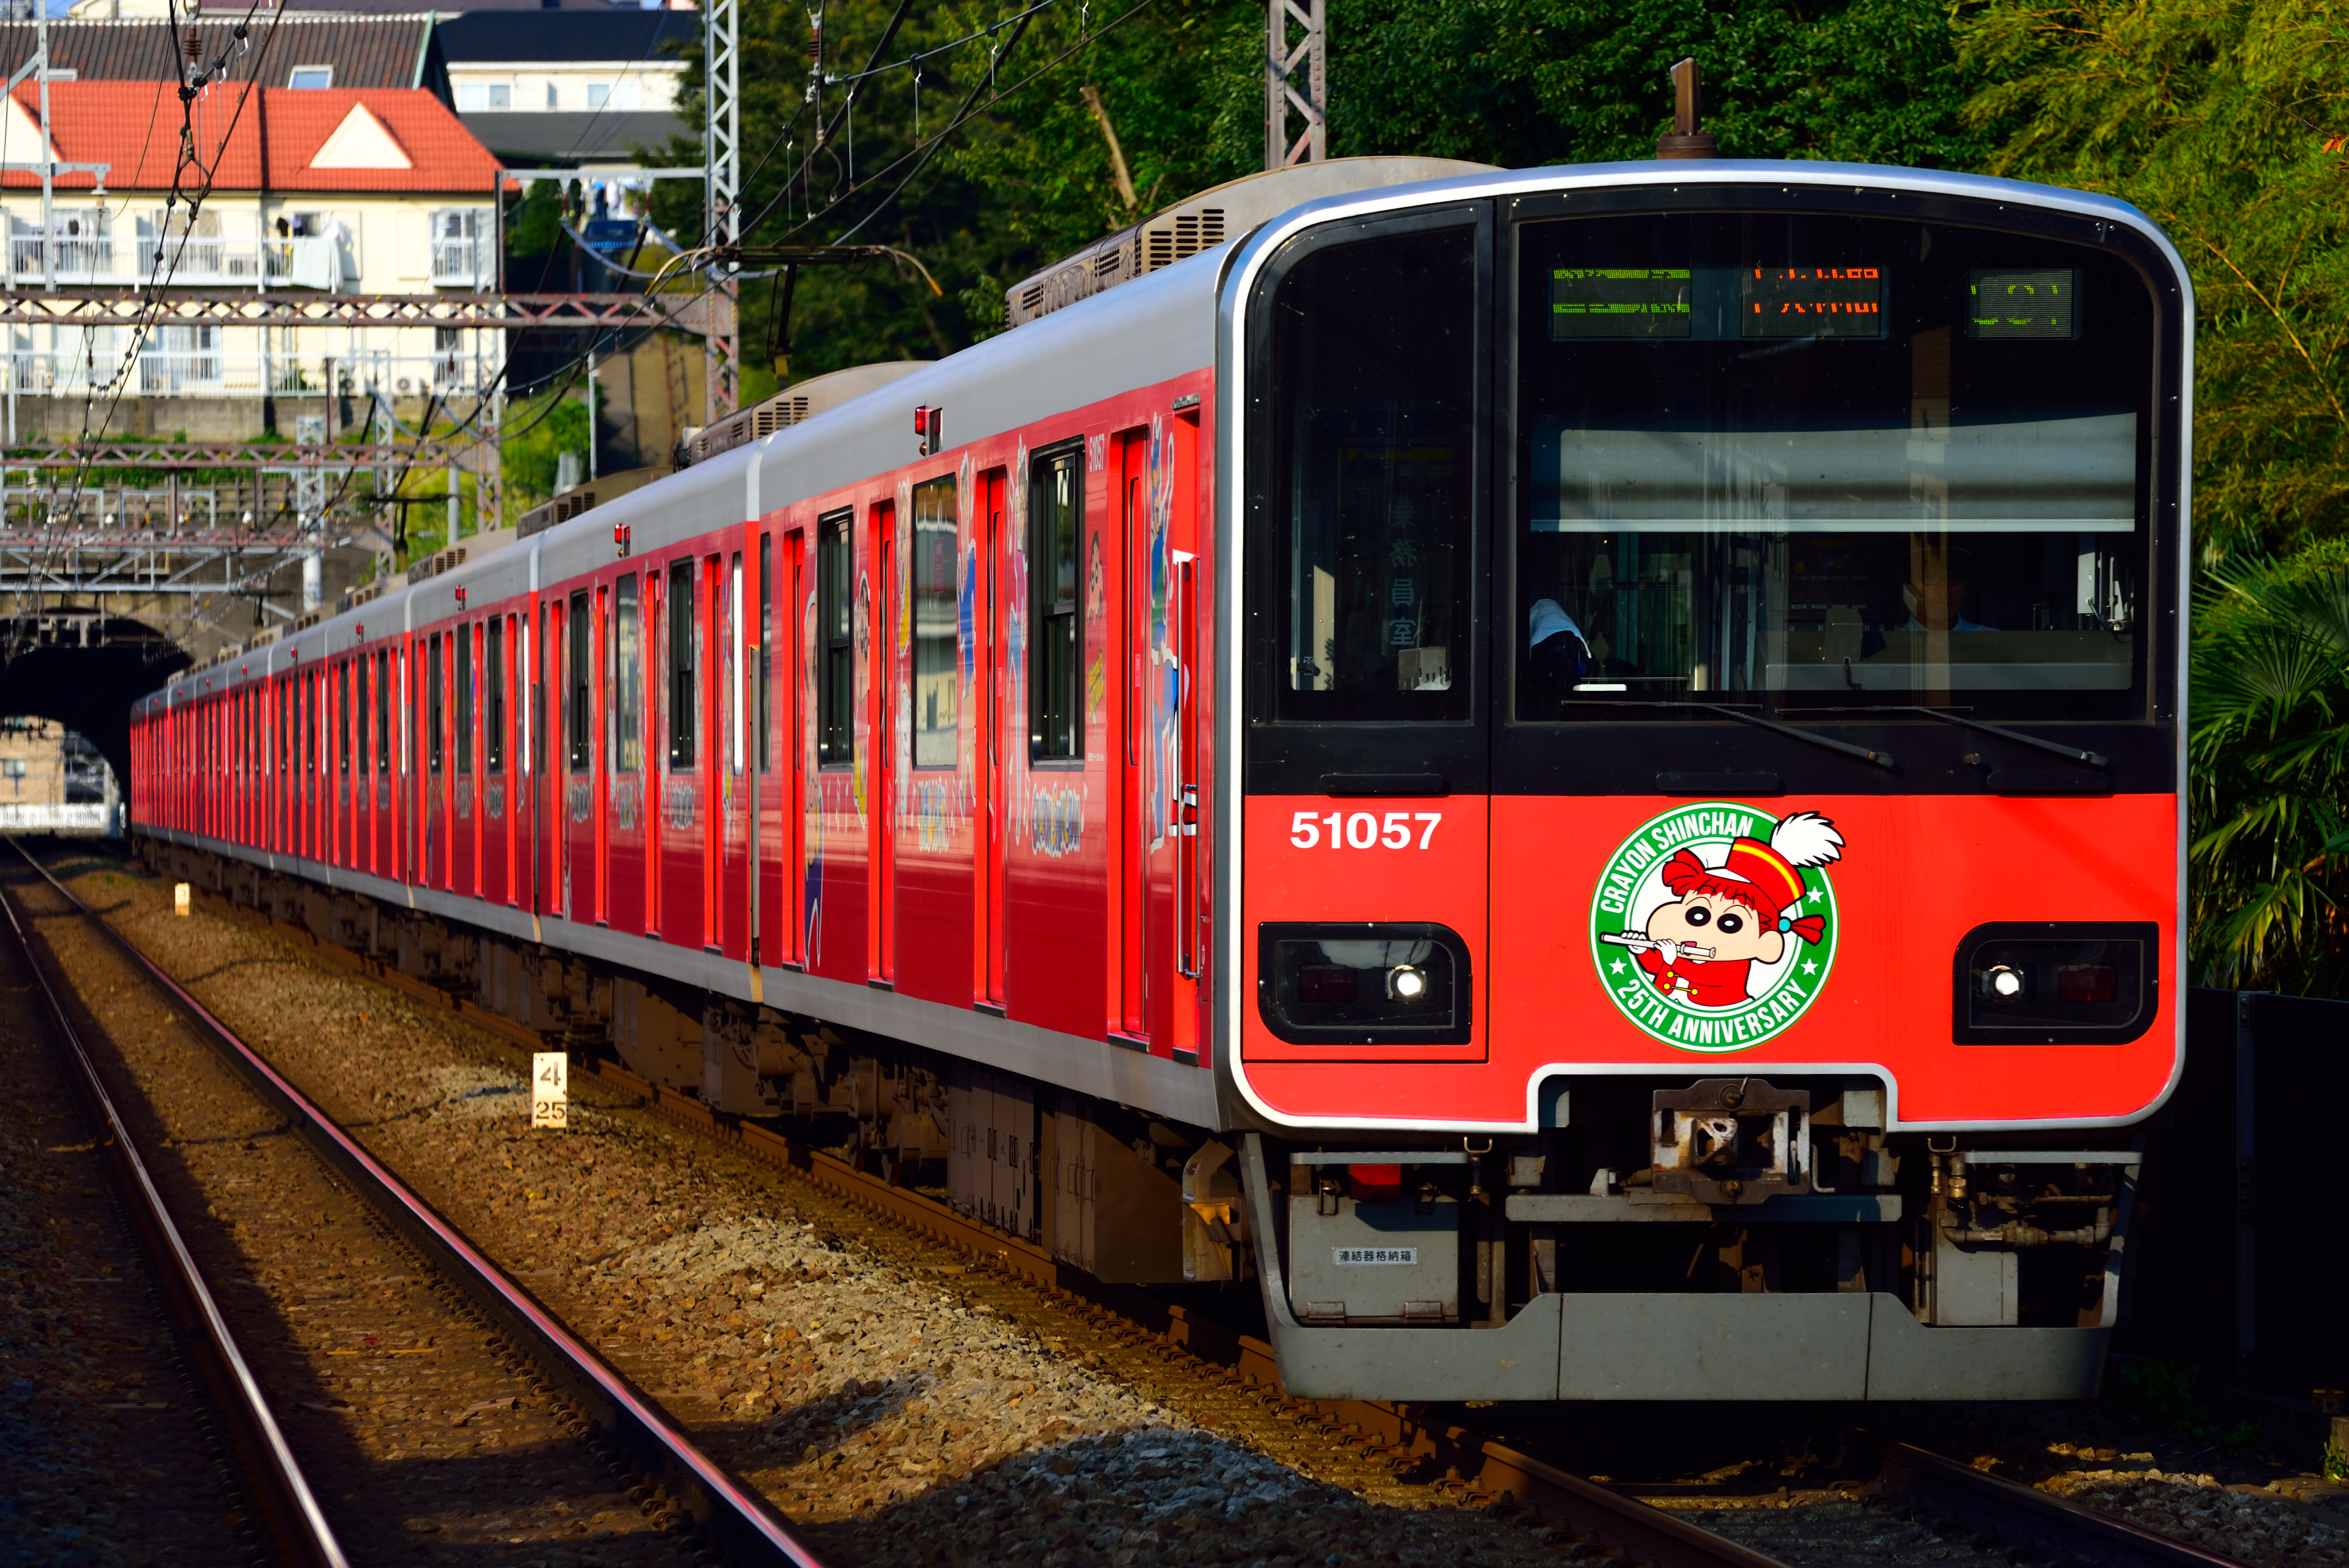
[131,151,2189,1402]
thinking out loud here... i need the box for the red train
[133,151,2189,1402]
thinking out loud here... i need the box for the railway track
[1,855,346,1568]
[39,838,2284,1568]
[3,840,823,1568]
[1866,1436,2266,1568]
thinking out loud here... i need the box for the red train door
[590,583,611,924]
[532,605,550,914]
[370,648,387,876]
[980,470,1008,1006]
[873,503,896,983]
[346,658,359,867]
[1115,431,1149,1042]
[756,530,786,966]
[456,623,480,896]
[422,632,443,887]
[702,551,723,951]
[655,559,698,943]
[720,547,752,961]
[565,591,599,924]
[484,616,509,906]
[337,658,353,867]
[607,570,647,934]
[302,666,317,860]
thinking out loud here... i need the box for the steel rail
[0,859,350,1568]
[1868,1437,2255,1568]
[92,847,1787,1568]
[13,842,826,1568]
[462,1042,1788,1568]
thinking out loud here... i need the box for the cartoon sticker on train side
[1589,802,1845,1053]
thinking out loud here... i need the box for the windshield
[1514,211,2153,721]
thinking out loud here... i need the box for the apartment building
[0,79,501,439]
[438,8,693,164]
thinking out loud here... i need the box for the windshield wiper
[1900,707,2107,769]
[1698,704,1896,770]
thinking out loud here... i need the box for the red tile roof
[0,82,499,193]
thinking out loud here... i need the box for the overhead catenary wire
[6,0,285,657]
[808,0,1148,248]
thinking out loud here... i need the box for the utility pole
[704,0,740,417]
[1265,0,1326,170]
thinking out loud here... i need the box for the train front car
[1221,164,2188,1402]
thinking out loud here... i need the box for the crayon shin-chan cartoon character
[1636,812,1844,1007]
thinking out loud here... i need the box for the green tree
[645,0,1988,379]
[1956,0,2349,561]
[2189,551,2349,992]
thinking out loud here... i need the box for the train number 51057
[1290,810,1444,850]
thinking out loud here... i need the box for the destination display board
[1743,266,1884,338]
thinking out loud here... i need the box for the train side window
[911,475,957,767]
[818,509,853,766]
[486,618,506,773]
[1029,446,1083,761]
[614,574,642,772]
[428,634,445,776]
[1261,220,1477,720]
[568,591,591,770]
[455,627,474,776]
[758,532,772,773]
[376,649,390,773]
[354,658,368,776]
[338,660,352,775]
[668,557,697,769]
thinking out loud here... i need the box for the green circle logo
[1588,802,1845,1053]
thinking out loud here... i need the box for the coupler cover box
[1287,1164,1459,1324]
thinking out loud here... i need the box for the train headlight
[1955,923,2157,1044]
[1258,922,1471,1045]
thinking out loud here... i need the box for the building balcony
[0,349,500,399]
[5,236,349,290]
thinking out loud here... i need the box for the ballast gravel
[84,857,1577,1567]
[2038,1470,2349,1567]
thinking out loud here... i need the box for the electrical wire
[785,0,1153,248]
[7,0,284,655]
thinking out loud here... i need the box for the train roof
[140,156,2185,720]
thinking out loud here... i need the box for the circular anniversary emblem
[1588,801,1846,1053]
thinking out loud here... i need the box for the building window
[586,83,611,108]
[546,81,559,109]
[667,558,696,769]
[818,511,852,767]
[911,475,957,767]
[1029,447,1083,761]
[457,83,484,111]
[489,83,511,109]
[288,65,332,89]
